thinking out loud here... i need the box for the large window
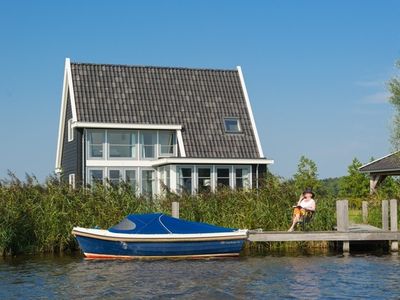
[224,118,241,133]
[235,167,250,189]
[88,130,105,159]
[108,130,136,158]
[125,170,137,190]
[197,167,211,192]
[178,167,192,194]
[142,170,155,197]
[217,167,230,187]
[141,131,157,159]
[88,169,103,186]
[108,169,122,186]
[159,131,176,156]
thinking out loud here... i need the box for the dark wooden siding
[61,91,83,185]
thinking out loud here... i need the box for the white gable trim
[176,129,186,157]
[237,66,264,158]
[72,122,182,130]
[66,58,78,122]
[55,58,78,173]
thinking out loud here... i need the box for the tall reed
[0,173,337,256]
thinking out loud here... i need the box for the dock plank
[248,231,399,242]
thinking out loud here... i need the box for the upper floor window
[141,131,157,159]
[224,118,241,133]
[108,130,137,159]
[67,119,74,142]
[88,130,105,159]
[159,131,176,156]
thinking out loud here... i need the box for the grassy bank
[0,174,337,256]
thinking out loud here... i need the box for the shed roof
[70,62,263,159]
[359,151,400,174]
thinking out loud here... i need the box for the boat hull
[74,231,246,259]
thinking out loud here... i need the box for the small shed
[359,151,400,193]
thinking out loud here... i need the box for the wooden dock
[247,200,399,254]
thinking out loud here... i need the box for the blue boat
[72,213,248,259]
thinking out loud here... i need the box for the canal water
[1,253,399,299]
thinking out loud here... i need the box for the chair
[296,209,315,231]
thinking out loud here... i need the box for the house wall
[61,92,83,184]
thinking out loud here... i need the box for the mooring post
[172,201,180,218]
[362,201,368,224]
[382,200,389,231]
[390,199,398,253]
[336,200,350,255]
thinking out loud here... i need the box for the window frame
[197,166,212,193]
[234,165,251,189]
[216,166,232,188]
[107,130,137,160]
[68,173,76,189]
[141,168,156,197]
[140,131,158,160]
[158,131,177,157]
[87,168,104,186]
[177,166,194,195]
[224,118,242,133]
[67,119,74,142]
[87,129,106,160]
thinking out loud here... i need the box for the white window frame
[68,173,76,189]
[67,119,74,142]
[196,165,212,193]
[158,131,177,158]
[140,168,156,197]
[234,165,251,189]
[86,129,106,160]
[216,166,232,188]
[224,118,241,133]
[124,168,138,192]
[108,168,123,186]
[177,166,194,194]
[107,130,138,160]
[140,131,158,160]
[87,167,104,186]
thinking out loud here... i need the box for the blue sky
[0,0,399,180]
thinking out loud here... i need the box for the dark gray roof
[359,152,400,173]
[70,62,261,158]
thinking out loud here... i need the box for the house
[55,58,273,195]
[359,151,400,193]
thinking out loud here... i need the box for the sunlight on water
[1,254,400,299]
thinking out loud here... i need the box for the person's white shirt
[300,198,315,211]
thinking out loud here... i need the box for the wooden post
[362,201,368,224]
[336,200,350,255]
[390,199,398,253]
[382,200,389,231]
[172,202,179,218]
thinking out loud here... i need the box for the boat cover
[108,213,235,234]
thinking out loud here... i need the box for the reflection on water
[1,253,400,299]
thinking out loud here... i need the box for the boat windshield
[110,218,136,231]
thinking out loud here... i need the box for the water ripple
[1,254,400,299]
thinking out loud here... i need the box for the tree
[293,155,320,194]
[388,60,400,150]
[339,158,369,198]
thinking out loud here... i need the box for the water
[1,253,400,299]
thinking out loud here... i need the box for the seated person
[288,188,316,232]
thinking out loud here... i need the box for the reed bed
[0,173,337,256]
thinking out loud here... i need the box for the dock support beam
[362,201,368,224]
[336,200,350,255]
[172,202,179,219]
[390,199,398,253]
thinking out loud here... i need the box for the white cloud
[355,80,384,88]
[363,91,390,104]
